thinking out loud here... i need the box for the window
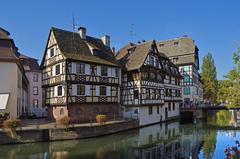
[183,75,190,83]
[168,102,171,111]
[148,106,153,115]
[172,103,175,110]
[33,99,38,108]
[134,90,139,99]
[157,106,159,114]
[183,87,190,95]
[57,86,63,96]
[76,63,85,74]
[115,68,119,77]
[150,72,156,80]
[49,47,55,57]
[149,56,154,66]
[55,64,61,75]
[146,88,150,99]
[169,89,172,97]
[33,73,38,82]
[157,75,162,81]
[77,85,85,95]
[33,87,38,95]
[101,66,108,76]
[142,72,149,79]
[100,86,106,96]
[60,108,64,116]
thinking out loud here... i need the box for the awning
[0,93,9,110]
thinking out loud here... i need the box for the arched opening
[60,108,64,116]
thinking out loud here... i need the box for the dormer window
[149,56,154,66]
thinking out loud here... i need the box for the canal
[0,110,239,159]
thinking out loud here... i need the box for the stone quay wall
[0,120,139,145]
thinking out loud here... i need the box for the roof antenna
[129,23,135,42]
[71,14,77,54]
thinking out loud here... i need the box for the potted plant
[57,116,70,127]
[2,118,21,139]
[96,115,106,125]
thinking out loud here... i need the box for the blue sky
[1,0,240,79]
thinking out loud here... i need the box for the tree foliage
[218,48,240,107]
[201,53,218,103]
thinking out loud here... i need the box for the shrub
[96,115,106,124]
[2,119,21,129]
[57,116,70,126]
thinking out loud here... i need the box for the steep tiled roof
[19,54,40,72]
[116,40,181,77]
[0,28,10,40]
[116,41,154,71]
[51,27,119,67]
[157,37,198,65]
[0,28,19,60]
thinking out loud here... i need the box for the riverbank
[0,120,139,145]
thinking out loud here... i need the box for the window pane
[100,86,106,96]
[33,74,38,82]
[33,87,38,95]
[101,66,108,76]
[134,90,139,99]
[58,86,63,96]
[50,48,54,57]
[55,64,60,75]
[77,85,85,95]
[183,87,190,95]
[76,63,85,74]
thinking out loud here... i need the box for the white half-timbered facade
[117,40,181,126]
[41,27,121,122]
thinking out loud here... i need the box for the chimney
[101,35,110,47]
[112,47,115,55]
[78,27,86,39]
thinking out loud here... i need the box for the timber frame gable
[41,27,121,109]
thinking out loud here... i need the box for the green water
[0,110,240,159]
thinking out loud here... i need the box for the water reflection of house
[132,122,181,159]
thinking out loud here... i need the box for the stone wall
[0,120,138,145]
[49,120,138,141]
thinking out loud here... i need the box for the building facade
[157,36,203,107]
[41,27,121,122]
[116,40,181,126]
[20,54,46,117]
[0,28,28,118]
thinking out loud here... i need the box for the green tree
[217,80,230,104]
[222,48,240,107]
[201,53,218,103]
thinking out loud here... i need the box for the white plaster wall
[139,106,160,126]
[0,62,19,118]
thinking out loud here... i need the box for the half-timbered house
[116,40,181,126]
[157,37,203,107]
[40,27,121,122]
